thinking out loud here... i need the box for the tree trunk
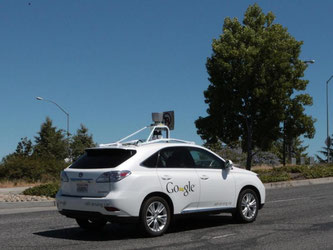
[245,118,253,170]
[246,149,253,170]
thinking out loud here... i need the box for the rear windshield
[69,148,136,169]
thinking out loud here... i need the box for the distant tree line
[0,117,95,182]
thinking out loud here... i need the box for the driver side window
[188,147,224,169]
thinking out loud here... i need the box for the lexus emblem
[78,172,83,178]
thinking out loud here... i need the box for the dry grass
[251,165,274,171]
[252,164,297,171]
[0,180,41,188]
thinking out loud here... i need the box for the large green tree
[195,4,315,170]
[70,124,96,161]
[34,117,68,161]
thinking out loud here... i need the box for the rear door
[61,148,136,197]
[188,147,236,210]
[156,147,200,214]
[62,169,110,197]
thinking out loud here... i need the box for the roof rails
[99,124,195,148]
[142,138,195,145]
[98,111,195,148]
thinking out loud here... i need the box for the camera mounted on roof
[152,111,174,130]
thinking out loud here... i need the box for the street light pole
[326,76,333,163]
[36,97,70,159]
[282,60,315,166]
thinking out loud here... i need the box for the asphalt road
[0,183,332,250]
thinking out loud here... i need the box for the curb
[0,200,56,209]
[264,177,333,189]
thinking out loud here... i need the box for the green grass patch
[254,164,333,183]
[255,168,290,183]
[23,182,59,198]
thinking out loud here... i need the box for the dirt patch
[289,172,306,180]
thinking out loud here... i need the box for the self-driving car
[56,113,265,236]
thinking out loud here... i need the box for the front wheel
[76,218,107,230]
[140,196,171,237]
[234,189,258,223]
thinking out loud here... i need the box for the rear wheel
[140,196,171,237]
[234,189,258,223]
[76,218,107,230]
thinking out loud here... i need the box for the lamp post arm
[44,99,69,116]
[36,97,71,160]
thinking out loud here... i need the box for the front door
[188,147,236,210]
[156,147,200,214]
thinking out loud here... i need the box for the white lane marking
[212,233,235,239]
[267,197,306,203]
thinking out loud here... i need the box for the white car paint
[56,142,265,219]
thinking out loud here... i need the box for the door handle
[200,175,209,180]
[161,175,172,180]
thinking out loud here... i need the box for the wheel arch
[140,192,174,216]
[238,185,262,209]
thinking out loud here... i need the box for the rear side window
[141,152,159,168]
[70,149,136,169]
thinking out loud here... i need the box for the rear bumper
[56,191,135,217]
[59,209,139,223]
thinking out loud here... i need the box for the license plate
[77,183,88,193]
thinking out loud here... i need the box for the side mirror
[225,159,233,169]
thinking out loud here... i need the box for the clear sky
[0,0,331,160]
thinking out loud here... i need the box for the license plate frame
[76,183,88,193]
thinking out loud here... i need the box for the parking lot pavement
[0,183,332,249]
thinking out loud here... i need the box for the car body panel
[157,168,200,213]
[56,142,265,219]
[195,168,236,210]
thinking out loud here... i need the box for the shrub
[0,155,67,182]
[302,164,333,179]
[254,164,333,183]
[23,182,60,198]
[255,167,290,183]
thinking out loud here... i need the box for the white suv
[56,124,265,236]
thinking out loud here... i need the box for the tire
[140,196,171,237]
[234,189,258,223]
[76,218,107,230]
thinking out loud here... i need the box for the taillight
[105,206,120,212]
[60,171,69,182]
[96,170,131,183]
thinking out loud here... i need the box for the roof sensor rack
[99,111,195,148]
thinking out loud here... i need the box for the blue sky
[0,0,331,159]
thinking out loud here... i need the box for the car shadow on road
[34,214,237,241]
[170,214,237,233]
